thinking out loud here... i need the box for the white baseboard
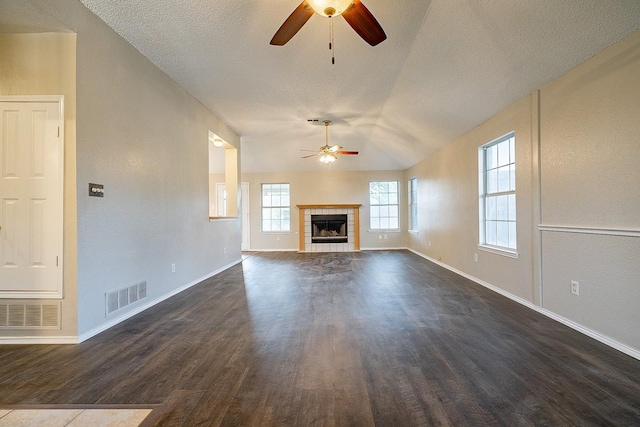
[0,336,78,345]
[77,258,243,343]
[360,246,407,251]
[407,248,640,361]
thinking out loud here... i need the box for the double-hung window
[408,177,418,232]
[261,183,290,232]
[479,132,517,255]
[369,181,399,230]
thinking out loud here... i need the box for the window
[261,183,290,232]
[479,132,516,254]
[408,177,418,232]
[369,181,399,230]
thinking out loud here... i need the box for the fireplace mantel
[297,204,362,209]
[297,204,361,252]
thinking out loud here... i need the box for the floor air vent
[0,303,61,329]
[106,281,147,315]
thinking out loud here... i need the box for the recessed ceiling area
[5,0,640,172]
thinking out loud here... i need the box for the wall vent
[106,281,147,316]
[0,303,61,329]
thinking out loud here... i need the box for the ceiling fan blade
[329,145,342,152]
[341,0,387,46]
[302,153,319,158]
[270,1,315,46]
[337,150,359,155]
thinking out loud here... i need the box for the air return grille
[0,303,61,329]
[106,281,147,315]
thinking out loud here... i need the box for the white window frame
[478,132,518,258]
[408,177,418,232]
[261,183,291,232]
[369,181,400,231]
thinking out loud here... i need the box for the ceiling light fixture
[212,138,224,147]
[307,0,353,17]
[319,153,337,163]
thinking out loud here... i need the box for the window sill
[408,230,419,235]
[478,244,519,259]
[209,216,238,222]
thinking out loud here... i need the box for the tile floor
[0,408,152,426]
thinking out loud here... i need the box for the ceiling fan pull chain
[330,17,335,64]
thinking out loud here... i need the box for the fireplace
[311,214,348,243]
[297,204,361,252]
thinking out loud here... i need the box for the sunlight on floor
[0,408,152,426]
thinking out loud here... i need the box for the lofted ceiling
[3,1,640,172]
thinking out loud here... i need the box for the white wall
[29,0,242,339]
[407,28,640,355]
[538,29,640,351]
[241,170,407,251]
[406,95,535,302]
[0,32,78,339]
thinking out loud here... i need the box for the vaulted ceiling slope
[4,1,640,172]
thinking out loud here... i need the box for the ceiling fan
[270,0,387,47]
[302,120,359,163]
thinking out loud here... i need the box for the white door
[241,182,250,251]
[0,97,64,298]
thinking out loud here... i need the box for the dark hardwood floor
[1,250,639,426]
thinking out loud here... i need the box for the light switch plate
[89,183,104,197]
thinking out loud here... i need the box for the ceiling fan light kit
[307,0,354,17]
[270,0,386,47]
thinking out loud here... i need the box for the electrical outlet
[383,234,388,240]
[171,263,175,273]
[571,280,580,296]
[474,253,478,262]
[223,247,227,254]
[378,235,382,240]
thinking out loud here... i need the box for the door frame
[241,182,250,251]
[0,95,64,299]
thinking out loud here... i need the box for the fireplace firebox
[311,214,348,243]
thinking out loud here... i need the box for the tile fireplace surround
[297,204,361,252]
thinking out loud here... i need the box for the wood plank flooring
[1,250,639,426]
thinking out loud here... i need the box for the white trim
[367,229,401,233]
[407,248,640,361]
[78,258,242,343]
[477,244,519,259]
[0,336,78,345]
[0,95,65,103]
[361,246,407,251]
[538,224,640,238]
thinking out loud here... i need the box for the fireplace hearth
[311,214,347,243]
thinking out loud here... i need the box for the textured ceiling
[4,1,640,172]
